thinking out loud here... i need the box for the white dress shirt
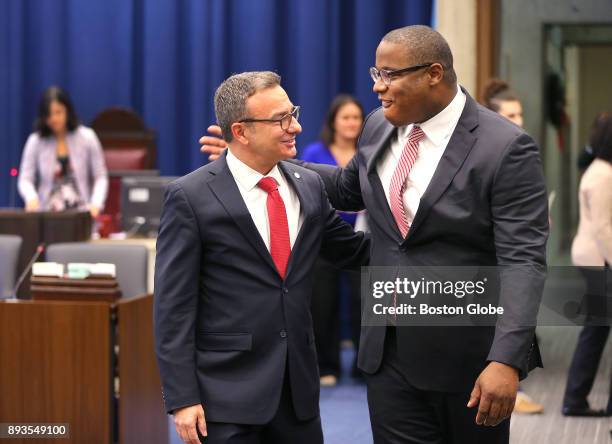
[226,148,303,250]
[377,85,466,226]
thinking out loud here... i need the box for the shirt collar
[398,84,466,147]
[226,148,284,192]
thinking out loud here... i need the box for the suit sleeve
[317,175,370,270]
[290,153,365,212]
[486,133,549,378]
[154,182,203,413]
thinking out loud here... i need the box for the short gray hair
[214,71,281,142]
[382,25,457,84]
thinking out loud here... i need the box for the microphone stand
[11,243,45,299]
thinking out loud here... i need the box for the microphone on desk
[11,243,45,299]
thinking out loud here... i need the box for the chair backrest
[46,242,148,298]
[91,107,157,232]
[0,235,23,298]
[91,107,156,169]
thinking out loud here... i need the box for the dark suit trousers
[563,325,611,411]
[563,267,612,412]
[311,258,362,376]
[202,365,323,444]
[365,327,510,444]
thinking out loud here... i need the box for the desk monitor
[109,169,159,178]
[105,170,160,232]
[120,176,178,237]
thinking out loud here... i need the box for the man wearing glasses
[154,71,369,444]
[200,26,548,443]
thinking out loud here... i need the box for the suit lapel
[365,124,405,240]
[206,154,278,275]
[405,91,479,243]
[278,161,317,278]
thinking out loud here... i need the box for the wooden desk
[0,293,167,444]
[31,276,122,302]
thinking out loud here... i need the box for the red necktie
[257,177,291,279]
[389,125,426,238]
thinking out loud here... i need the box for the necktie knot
[257,177,278,193]
[408,125,425,144]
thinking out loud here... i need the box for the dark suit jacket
[298,90,548,393]
[153,154,369,424]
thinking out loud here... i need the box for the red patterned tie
[389,126,426,238]
[257,177,291,279]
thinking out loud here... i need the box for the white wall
[435,0,477,96]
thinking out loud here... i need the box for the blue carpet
[168,347,373,443]
[319,346,373,443]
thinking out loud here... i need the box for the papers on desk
[67,263,116,279]
[32,262,116,279]
[32,262,64,278]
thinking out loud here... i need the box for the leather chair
[46,242,148,298]
[91,108,157,232]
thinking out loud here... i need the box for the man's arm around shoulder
[314,175,370,270]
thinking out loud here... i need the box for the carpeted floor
[168,347,371,444]
[169,327,611,444]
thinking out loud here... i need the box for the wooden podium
[0,278,168,444]
[31,275,122,302]
[0,209,92,298]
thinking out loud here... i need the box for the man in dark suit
[154,71,369,444]
[302,26,547,443]
[200,26,548,443]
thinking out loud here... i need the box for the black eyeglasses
[239,105,300,131]
[369,63,434,85]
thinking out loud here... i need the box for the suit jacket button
[283,288,289,294]
[280,330,287,338]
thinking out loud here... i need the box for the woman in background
[483,78,545,414]
[301,95,364,386]
[18,86,108,218]
[562,112,612,417]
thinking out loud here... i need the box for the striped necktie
[389,125,426,238]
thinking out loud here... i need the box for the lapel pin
[294,172,301,179]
